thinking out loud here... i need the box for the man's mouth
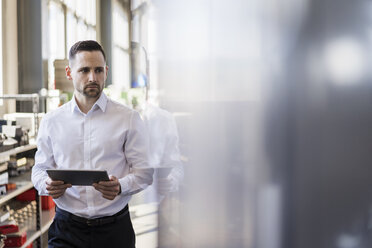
[85,84,99,89]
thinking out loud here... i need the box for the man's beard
[82,83,102,98]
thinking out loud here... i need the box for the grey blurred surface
[152,0,372,247]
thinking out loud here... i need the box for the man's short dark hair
[69,40,106,62]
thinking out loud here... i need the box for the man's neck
[74,91,100,114]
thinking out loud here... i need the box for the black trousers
[48,205,135,248]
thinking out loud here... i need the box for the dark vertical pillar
[17,0,43,112]
[98,0,112,86]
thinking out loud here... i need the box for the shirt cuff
[118,176,132,196]
[38,178,49,196]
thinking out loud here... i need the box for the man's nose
[88,71,96,82]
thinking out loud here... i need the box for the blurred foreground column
[153,0,372,247]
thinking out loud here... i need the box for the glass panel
[48,1,65,59]
[75,0,85,18]
[154,0,372,247]
[64,0,76,10]
[48,1,65,89]
[86,0,96,25]
[76,19,88,41]
[112,47,130,89]
[113,3,129,49]
[90,0,96,26]
[66,11,77,53]
[132,14,140,42]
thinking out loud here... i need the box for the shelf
[6,197,55,248]
[0,170,35,205]
[20,209,55,248]
[0,144,37,159]
[0,94,43,247]
[0,181,33,205]
[9,171,33,183]
[0,94,39,101]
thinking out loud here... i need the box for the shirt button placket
[86,115,95,216]
[84,116,90,169]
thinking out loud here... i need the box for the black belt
[55,205,129,227]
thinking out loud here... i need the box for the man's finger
[48,189,66,195]
[97,188,118,196]
[109,175,117,180]
[97,180,118,187]
[49,191,64,198]
[46,180,65,186]
[94,184,119,191]
[46,184,71,191]
[102,194,116,200]
[50,192,63,197]
[46,184,70,190]
[50,194,63,199]
[94,185,120,195]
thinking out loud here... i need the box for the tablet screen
[46,169,109,186]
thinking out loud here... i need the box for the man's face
[66,51,108,99]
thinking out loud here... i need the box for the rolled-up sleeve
[31,117,55,195]
[119,111,154,195]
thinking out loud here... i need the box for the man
[32,40,153,248]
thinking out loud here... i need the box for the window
[112,0,130,89]
[47,1,65,89]
[47,0,96,90]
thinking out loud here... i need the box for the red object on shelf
[16,188,36,201]
[16,188,55,209]
[4,230,27,247]
[0,224,19,234]
[41,196,55,210]
[5,183,16,191]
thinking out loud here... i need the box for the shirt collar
[70,92,108,113]
[94,92,108,112]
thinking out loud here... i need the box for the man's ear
[105,65,109,78]
[66,66,72,80]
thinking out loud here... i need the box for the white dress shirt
[32,93,153,218]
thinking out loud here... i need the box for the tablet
[46,169,110,186]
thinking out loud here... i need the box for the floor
[130,194,159,248]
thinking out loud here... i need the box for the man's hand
[45,178,72,199]
[93,175,121,200]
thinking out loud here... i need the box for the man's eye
[95,68,103,73]
[81,68,89,73]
